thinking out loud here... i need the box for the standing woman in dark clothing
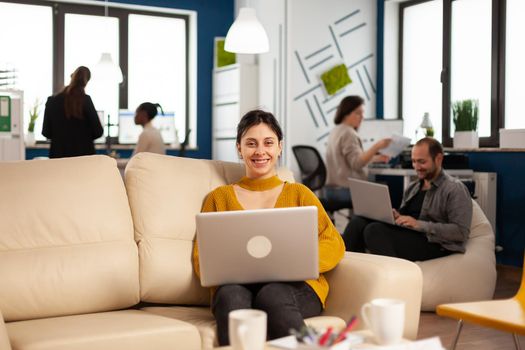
[42,66,104,158]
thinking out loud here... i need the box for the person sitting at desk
[192,109,345,346]
[324,95,391,208]
[132,102,166,156]
[344,137,473,261]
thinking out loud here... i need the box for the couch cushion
[416,200,497,311]
[0,156,139,321]
[142,306,345,350]
[125,153,294,305]
[5,310,200,350]
[142,306,217,350]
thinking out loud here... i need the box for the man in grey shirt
[344,137,473,261]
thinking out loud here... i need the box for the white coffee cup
[229,309,267,350]
[361,298,405,345]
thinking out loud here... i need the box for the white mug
[361,298,405,345]
[229,309,267,350]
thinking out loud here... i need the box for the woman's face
[344,104,365,130]
[134,109,148,126]
[237,123,282,179]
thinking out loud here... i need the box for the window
[401,0,443,143]
[128,14,187,143]
[450,0,492,137]
[0,1,194,147]
[65,13,120,140]
[0,2,52,138]
[505,0,525,129]
[398,0,507,146]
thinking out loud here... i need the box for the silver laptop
[195,206,319,287]
[348,178,396,225]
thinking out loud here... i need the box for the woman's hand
[374,138,392,150]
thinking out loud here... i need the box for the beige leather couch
[0,153,423,350]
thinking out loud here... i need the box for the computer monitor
[118,109,176,144]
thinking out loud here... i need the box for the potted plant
[26,99,41,147]
[452,99,479,148]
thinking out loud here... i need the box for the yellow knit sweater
[192,175,346,307]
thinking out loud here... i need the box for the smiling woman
[192,109,346,346]
[235,110,283,181]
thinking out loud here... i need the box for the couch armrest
[322,252,422,340]
[0,309,11,350]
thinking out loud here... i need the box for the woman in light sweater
[324,95,391,208]
[132,102,166,156]
[192,110,345,346]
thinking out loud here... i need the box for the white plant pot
[453,131,479,149]
[25,132,36,147]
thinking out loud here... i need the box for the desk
[368,168,474,191]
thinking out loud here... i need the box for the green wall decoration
[321,63,352,95]
[215,39,236,68]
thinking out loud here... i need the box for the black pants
[212,282,322,346]
[343,215,453,261]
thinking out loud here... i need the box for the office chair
[436,257,525,350]
[291,145,352,219]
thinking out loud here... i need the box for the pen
[333,315,358,344]
[318,326,333,346]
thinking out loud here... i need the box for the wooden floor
[417,264,523,350]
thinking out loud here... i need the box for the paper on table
[267,335,443,350]
[379,134,411,158]
[268,334,363,350]
[353,336,444,350]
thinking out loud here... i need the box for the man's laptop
[348,178,396,225]
[195,206,319,287]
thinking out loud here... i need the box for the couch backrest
[0,156,139,322]
[124,153,294,305]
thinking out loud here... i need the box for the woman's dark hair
[333,95,365,125]
[236,109,283,144]
[137,102,164,120]
[63,66,91,119]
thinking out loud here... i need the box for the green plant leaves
[452,99,478,132]
[28,99,41,133]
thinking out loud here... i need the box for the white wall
[254,0,377,176]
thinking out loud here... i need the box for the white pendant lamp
[94,0,123,83]
[95,52,123,83]
[224,7,269,54]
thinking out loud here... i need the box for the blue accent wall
[467,152,525,267]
